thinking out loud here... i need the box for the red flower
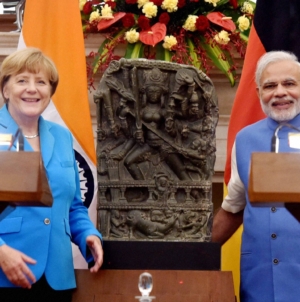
[151,0,163,5]
[122,13,135,28]
[178,0,186,8]
[195,15,210,32]
[83,1,93,15]
[126,0,138,4]
[159,12,170,25]
[92,0,101,3]
[229,0,238,9]
[139,23,167,46]
[207,12,236,32]
[106,0,116,9]
[97,12,126,31]
[138,16,151,30]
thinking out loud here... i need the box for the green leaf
[199,36,235,86]
[186,37,201,69]
[155,43,172,62]
[239,32,249,43]
[216,0,230,7]
[124,41,144,59]
[92,29,127,74]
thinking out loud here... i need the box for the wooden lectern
[248,152,300,219]
[0,151,52,213]
[249,152,300,202]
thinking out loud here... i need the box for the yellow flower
[89,10,101,22]
[161,0,178,13]
[79,0,86,11]
[125,29,140,44]
[163,35,177,50]
[238,15,250,32]
[142,2,158,18]
[241,1,254,14]
[138,0,149,9]
[214,30,230,45]
[182,15,197,32]
[101,4,114,19]
[204,0,220,7]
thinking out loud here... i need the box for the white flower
[214,30,230,45]
[161,0,178,13]
[89,10,101,22]
[163,35,177,50]
[241,2,254,14]
[101,4,114,19]
[137,0,149,9]
[182,15,197,32]
[238,15,250,32]
[79,0,87,11]
[125,29,140,43]
[204,0,220,7]
[142,2,158,18]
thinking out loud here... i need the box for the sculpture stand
[73,240,228,301]
[99,240,220,271]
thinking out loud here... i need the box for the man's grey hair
[255,51,300,87]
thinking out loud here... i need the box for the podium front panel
[73,269,235,302]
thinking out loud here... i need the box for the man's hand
[212,208,244,245]
[86,236,103,273]
[0,245,36,288]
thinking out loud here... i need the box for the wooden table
[73,269,236,302]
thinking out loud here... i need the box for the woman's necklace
[24,133,39,139]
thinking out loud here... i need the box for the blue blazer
[0,105,102,290]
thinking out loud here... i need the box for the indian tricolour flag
[19,0,97,268]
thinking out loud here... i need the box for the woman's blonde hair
[0,47,59,102]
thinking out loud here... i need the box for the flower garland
[80,0,255,88]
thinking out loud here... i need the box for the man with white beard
[212,51,300,302]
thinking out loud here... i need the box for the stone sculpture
[94,59,218,241]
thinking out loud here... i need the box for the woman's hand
[86,236,103,273]
[0,244,36,288]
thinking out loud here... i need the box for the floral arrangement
[79,0,256,88]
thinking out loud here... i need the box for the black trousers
[0,275,73,302]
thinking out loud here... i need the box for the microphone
[271,122,300,153]
[7,128,24,151]
[18,129,24,151]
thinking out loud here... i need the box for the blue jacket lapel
[39,117,54,168]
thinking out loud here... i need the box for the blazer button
[44,218,51,225]
[271,207,277,213]
[271,233,277,239]
[273,258,279,265]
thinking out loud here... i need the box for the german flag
[19,0,97,268]
[222,1,300,300]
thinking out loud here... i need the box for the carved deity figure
[94,59,218,242]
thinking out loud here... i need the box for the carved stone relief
[94,59,218,242]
